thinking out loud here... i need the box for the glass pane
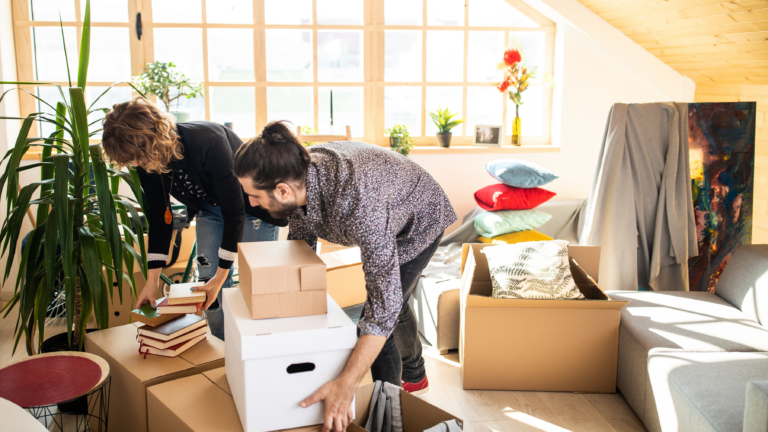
[465,87,502,136]
[82,0,128,22]
[265,0,312,24]
[165,88,206,121]
[207,0,252,24]
[317,0,362,25]
[469,0,539,27]
[267,87,313,131]
[318,31,363,82]
[208,29,254,81]
[154,28,205,81]
[36,86,70,139]
[426,31,463,82]
[385,31,421,82]
[427,0,463,26]
[509,32,546,76]
[386,0,422,25]
[152,0,202,23]
[318,87,363,137]
[211,87,255,138]
[468,32,505,82]
[89,28,131,82]
[385,87,421,136]
[32,27,78,82]
[425,87,462,135]
[31,0,75,21]
[508,86,543,136]
[266,30,312,82]
[86,86,132,138]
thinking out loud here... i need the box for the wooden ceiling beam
[655,51,768,63]
[638,30,768,50]
[647,41,768,56]
[630,19,768,43]
[608,1,767,29]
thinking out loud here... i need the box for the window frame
[11,0,555,147]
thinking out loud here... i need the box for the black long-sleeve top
[138,121,287,270]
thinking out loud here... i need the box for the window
[12,0,555,146]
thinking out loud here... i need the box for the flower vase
[511,104,521,146]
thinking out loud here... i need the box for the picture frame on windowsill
[473,125,503,147]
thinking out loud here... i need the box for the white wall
[414,22,691,233]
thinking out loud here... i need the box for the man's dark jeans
[359,234,442,385]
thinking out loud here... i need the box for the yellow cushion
[477,229,554,244]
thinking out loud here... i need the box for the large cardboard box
[238,240,327,319]
[148,367,462,432]
[223,288,357,432]
[459,244,629,393]
[321,247,367,308]
[317,239,352,254]
[85,323,225,432]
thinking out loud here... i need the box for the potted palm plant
[0,0,148,354]
[132,61,204,123]
[428,108,463,148]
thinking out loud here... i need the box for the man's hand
[194,267,230,310]
[301,377,356,432]
[135,268,162,309]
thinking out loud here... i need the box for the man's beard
[266,195,299,219]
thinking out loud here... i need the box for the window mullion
[201,0,210,122]
[254,0,267,133]
[420,0,426,138]
[312,0,319,133]
[461,0,469,138]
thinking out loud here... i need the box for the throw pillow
[477,229,553,244]
[474,184,555,211]
[486,160,559,188]
[481,240,585,300]
[474,210,552,237]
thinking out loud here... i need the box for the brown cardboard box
[85,323,224,432]
[147,367,461,432]
[321,247,367,308]
[238,240,327,320]
[459,244,629,393]
[318,239,352,254]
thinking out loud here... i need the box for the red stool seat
[0,355,101,407]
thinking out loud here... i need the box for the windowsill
[409,145,560,155]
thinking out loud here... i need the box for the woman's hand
[194,267,230,310]
[135,268,162,309]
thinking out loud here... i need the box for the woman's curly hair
[102,96,183,174]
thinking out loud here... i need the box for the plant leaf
[77,0,91,89]
[79,227,105,329]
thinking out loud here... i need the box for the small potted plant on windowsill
[428,108,464,148]
[385,124,414,156]
[132,61,204,123]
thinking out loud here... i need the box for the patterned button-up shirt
[287,142,457,337]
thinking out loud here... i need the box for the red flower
[497,79,510,92]
[503,49,522,66]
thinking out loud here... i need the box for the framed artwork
[473,125,502,147]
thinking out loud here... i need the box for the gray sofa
[608,244,768,432]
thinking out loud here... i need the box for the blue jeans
[197,201,279,340]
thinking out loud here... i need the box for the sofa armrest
[745,380,768,432]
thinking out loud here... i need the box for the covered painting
[688,102,756,292]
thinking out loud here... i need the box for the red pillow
[474,184,555,211]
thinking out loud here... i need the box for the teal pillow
[474,210,553,237]
[486,159,558,188]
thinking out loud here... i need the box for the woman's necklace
[160,170,174,225]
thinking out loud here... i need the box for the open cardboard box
[460,244,630,393]
[321,247,367,308]
[85,323,224,432]
[148,367,462,432]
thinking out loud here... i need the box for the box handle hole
[287,363,316,374]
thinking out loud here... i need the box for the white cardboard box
[223,288,357,432]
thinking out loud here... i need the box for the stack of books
[130,282,208,359]
[137,314,209,358]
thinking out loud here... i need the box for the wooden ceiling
[576,0,768,86]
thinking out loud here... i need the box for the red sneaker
[401,376,429,395]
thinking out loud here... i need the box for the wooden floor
[0,306,646,432]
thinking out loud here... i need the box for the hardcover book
[137,314,208,342]
[137,327,208,350]
[156,297,203,314]
[130,298,178,327]
[139,334,206,358]
[168,282,207,305]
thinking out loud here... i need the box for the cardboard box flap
[223,288,357,360]
[203,367,232,396]
[179,336,225,366]
[351,383,461,432]
[240,240,326,269]
[321,247,363,271]
[465,294,628,310]
[301,265,327,291]
[567,246,600,283]
[85,324,201,383]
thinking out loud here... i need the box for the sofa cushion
[744,380,768,432]
[607,291,768,353]
[714,244,768,327]
[648,351,768,432]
